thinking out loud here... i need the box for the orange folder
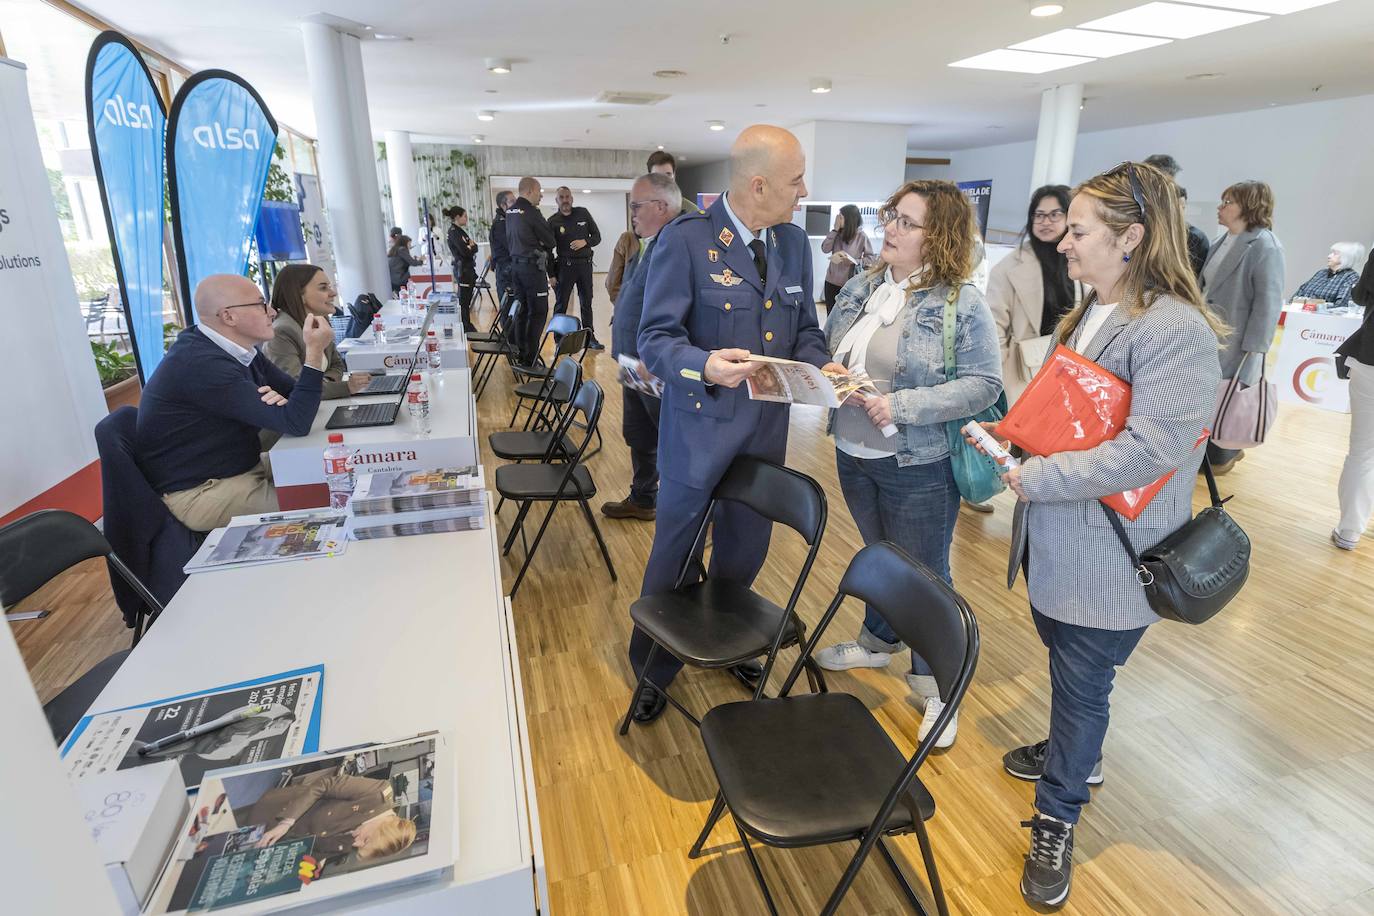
[1000,344,1203,521]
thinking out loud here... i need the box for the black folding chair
[494,380,615,598]
[688,541,979,916]
[510,312,581,384]
[471,260,502,332]
[0,510,167,741]
[471,298,521,400]
[508,327,588,429]
[490,356,582,463]
[618,456,828,735]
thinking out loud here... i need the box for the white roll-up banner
[0,57,108,525]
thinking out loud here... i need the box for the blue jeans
[834,451,960,678]
[1032,608,1147,823]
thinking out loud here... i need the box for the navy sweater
[137,327,323,494]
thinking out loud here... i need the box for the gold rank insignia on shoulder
[718,227,734,247]
[707,249,719,262]
[711,268,744,287]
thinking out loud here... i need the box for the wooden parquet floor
[14,288,1374,915]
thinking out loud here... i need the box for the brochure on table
[144,733,456,915]
[61,666,324,791]
[182,512,348,574]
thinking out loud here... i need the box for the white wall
[936,93,1374,289]
[797,120,908,203]
[677,158,730,205]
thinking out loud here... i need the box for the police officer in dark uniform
[547,187,604,349]
[504,177,556,366]
[487,190,516,320]
[627,125,846,723]
[444,205,479,333]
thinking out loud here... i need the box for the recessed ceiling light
[1175,0,1334,11]
[477,110,496,121]
[653,69,688,79]
[656,144,664,150]
[582,189,592,194]
[949,48,1094,73]
[1012,28,1171,57]
[373,33,411,41]
[707,120,725,131]
[1030,1,1065,15]
[678,155,688,161]
[484,58,511,74]
[1078,2,1266,39]
[810,77,832,93]
[472,134,484,143]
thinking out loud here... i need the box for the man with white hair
[137,273,332,531]
[624,125,845,723]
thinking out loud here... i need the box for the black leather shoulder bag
[1100,458,1250,625]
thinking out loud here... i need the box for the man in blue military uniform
[504,177,557,366]
[548,187,604,349]
[627,125,845,722]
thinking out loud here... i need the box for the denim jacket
[823,272,1003,466]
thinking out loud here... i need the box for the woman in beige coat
[986,185,1081,402]
[264,264,371,399]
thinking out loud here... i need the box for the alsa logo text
[192,124,261,150]
[102,95,154,129]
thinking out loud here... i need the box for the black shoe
[587,339,606,351]
[1020,814,1074,907]
[728,661,764,692]
[601,499,656,521]
[1003,740,1103,785]
[631,685,667,723]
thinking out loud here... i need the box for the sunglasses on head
[1109,162,1148,223]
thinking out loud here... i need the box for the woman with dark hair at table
[819,204,874,310]
[263,264,370,398]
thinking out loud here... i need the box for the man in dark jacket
[137,274,331,531]
[504,177,557,365]
[486,190,515,311]
[548,187,604,349]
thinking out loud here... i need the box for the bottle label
[324,455,350,475]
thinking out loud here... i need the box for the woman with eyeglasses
[1200,179,1284,474]
[264,264,372,399]
[971,162,1225,907]
[986,185,1082,403]
[820,204,875,311]
[815,180,1001,749]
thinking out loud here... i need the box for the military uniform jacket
[637,195,829,489]
[504,195,555,259]
[246,770,395,859]
[548,207,601,261]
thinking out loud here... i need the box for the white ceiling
[12,0,1374,159]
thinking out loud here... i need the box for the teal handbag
[941,286,1008,503]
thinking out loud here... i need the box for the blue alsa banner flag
[85,31,167,381]
[167,69,277,325]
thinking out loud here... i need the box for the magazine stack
[346,466,487,540]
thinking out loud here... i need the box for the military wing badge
[710,268,744,287]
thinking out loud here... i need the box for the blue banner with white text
[167,70,277,325]
[85,31,167,381]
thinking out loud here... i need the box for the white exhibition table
[79,375,547,911]
[1273,305,1364,413]
[338,316,469,373]
[269,369,477,510]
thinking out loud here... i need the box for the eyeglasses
[629,199,666,213]
[1032,208,1066,223]
[222,300,272,315]
[878,209,924,235]
[1109,162,1148,223]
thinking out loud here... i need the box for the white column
[385,130,417,237]
[300,22,390,303]
[1028,83,1083,192]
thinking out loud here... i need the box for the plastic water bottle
[323,433,354,508]
[406,373,431,436]
[426,330,442,377]
[372,313,385,342]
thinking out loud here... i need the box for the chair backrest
[0,510,114,608]
[546,313,580,338]
[534,357,584,446]
[552,379,604,465]
[710,456,826,546]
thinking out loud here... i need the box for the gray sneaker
[815,627,905,672]
[1020,813,1074,907]
[1003,740,1103,785]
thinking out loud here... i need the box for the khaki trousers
[162,458,278,532]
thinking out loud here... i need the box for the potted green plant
[92,339,140,410]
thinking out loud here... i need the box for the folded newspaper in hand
[743,355,881,408]
[617,354,664,398]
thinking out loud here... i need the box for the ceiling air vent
[595,90,670,106]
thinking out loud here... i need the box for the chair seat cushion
[701,692,934,848]
[513,379,572,402]
[488,430,570,460]
[630,579,799,669]
[44,649,131,743]
[495,463,596,500]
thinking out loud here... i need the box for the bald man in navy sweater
[137,274,334,531]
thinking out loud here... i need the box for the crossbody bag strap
[941,286,959,383]
[1101,450,1224,586]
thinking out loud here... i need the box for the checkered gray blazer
[1008,294,1222,631]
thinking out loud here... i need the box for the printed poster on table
[1272,310,1362,413]
[60,666,323,790]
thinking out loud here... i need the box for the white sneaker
[918,697,957,748]
[815,641,893,671]
[1332,529,1359,551]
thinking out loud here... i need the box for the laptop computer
[325,381,409,430]
[355,309,436,396]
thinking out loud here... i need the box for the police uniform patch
[707,249,719,262]
[718,227,734,247]
[559,226,566,234]
[710,268,744,287]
